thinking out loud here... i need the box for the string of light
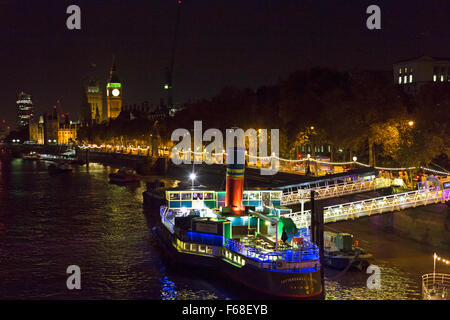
[434,253,450,265]
[79,144,450,175]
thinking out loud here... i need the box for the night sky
[1,0,449,127]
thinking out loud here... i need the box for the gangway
[279,168,392,205]
[281,177,392,205]
[284,186,450,228]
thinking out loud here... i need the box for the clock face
[112,89,120,97]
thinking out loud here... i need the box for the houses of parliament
[81,56,123,125]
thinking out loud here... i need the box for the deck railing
[223,238,319,263]
[422,273,450,300]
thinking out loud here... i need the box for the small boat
[109,167,140,183]
[324,231,372,271]
[22,152,41,161]
[48,162,73,174]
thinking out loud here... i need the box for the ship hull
[324,254,370,270]
[143,191,165,207]
[152,224,323,299]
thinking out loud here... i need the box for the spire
[109,54,120,83]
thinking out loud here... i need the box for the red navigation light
[2,120,5,123]
[178,0,182,4]
[53,105,56,109]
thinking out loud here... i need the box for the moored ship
[150,148,323,298]
[323,231,372,270]
[109,167,140,183]
[48,162,73,174]
[22,151,41,161]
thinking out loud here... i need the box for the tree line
[78,67,450,170]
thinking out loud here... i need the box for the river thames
[0,158,448,300]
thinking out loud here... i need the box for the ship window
[169,192,180,200]
[206,246,213,254]
[183,243,189,250]
[243,192,249,200]
[204,192,214,200]
[270,192,281,200]
[199,245,206,253]
[190,243,198,252]
[193,193,203,200]
[248,192,260,200]
[181,192,192,200]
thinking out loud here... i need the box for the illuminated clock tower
[106,56,122,119]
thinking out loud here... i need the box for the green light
[164,84,169,90]
[107,83,121,88]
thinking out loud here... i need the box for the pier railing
[281,179,376,205]
[281,178,393,205]
[223,238,319,263]
[286,187,450,228]
[422,273,450,300]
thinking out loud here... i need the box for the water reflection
[0,159,445,300]
[325,263,421,300]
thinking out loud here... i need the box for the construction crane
[164,0,182,112]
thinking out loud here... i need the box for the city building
[120,99,170,121]
[393,55,450,94]
[29,107,80,145]
[16,91,34,128]
[58,123,79,145]
[82,78,104,124]
[106,56,122,119]
[43,108,59,144]
[28,116,45,145]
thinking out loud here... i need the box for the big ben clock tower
[106,56,122,119]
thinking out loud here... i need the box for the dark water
[0,158,447,299]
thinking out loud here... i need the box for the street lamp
[353,156,357,162]
[408,121,414,127]
[189,172,196,188]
